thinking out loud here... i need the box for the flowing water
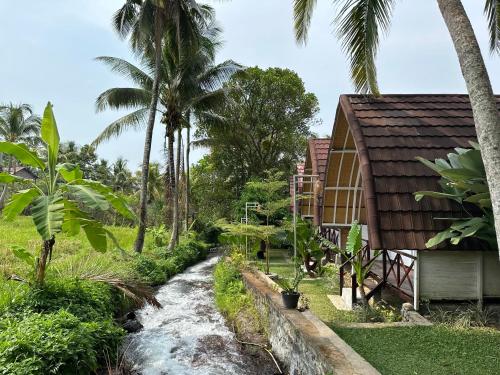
[124,256,273,375]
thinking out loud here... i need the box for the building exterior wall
[418,250,500,301]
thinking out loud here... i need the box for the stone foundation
[242,270,380,375]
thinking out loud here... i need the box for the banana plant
[320,221,380,305]
[415,143,497,249]
[0,102,136,285]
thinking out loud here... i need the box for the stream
[124,256,276,375]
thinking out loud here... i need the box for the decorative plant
[283,216,323,276]
[320,221,380,305]
[218,221,280,274]
[274,264,305,294]
[415,143,497,249]
[0,102,136,285]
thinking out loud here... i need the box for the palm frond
[485,0,500,54]
[93,108,149,147]
[96,87,152,112]
[334,0,395,95]
[96,56,154,88]
[294,0,317,45]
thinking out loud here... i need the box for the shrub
[157,258,181,278]
[0,310,124,375]
[6,279,116,322]
[132,256,166,286]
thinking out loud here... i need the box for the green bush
[132,256,166,286]
[0,310,124,375]
[157,257,181,278]
[7,279,115,322]
[213,256,252,319]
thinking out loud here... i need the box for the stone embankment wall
[241,270,380,375]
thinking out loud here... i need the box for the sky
[1,0,499,170]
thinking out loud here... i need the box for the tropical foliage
[415,144,497,249]
[195,67,319,195]
[0,103,135,284]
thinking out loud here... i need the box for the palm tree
[107,0,209,252]
[112,157,133,193]
[94,20,240,250]
[293,0,500,253]
[0,103,41,206]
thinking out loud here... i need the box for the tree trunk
[134,12,162,253]
[265,240,270,274]
[185,122,190,231]
[0,156,13,209]
[168,127,182,251]
[437,0,500,252]
[36,238,55,285]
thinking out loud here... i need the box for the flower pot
[281,291,300,309]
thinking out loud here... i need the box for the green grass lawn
[261,247,500,375]
[0,216,152,310]
[335,325,500,375]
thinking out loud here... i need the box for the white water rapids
[124,256,268,375]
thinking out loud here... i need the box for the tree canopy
[195,67,319,195]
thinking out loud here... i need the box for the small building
[0,166,37,180]
[299,138,330,225]
[321,94,500,308]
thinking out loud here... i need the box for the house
[299,138,330,226]
[320,94,500,308]
[0,165,37,180]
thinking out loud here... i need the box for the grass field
[263,248,500,375]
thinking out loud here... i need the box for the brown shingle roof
[340,94,494,251]
[306,138,330,184]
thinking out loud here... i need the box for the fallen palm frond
[83,273,161,308]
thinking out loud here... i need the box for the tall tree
[195,67,319,195]
[111,0,208,252]
[94,16,239,250]
[293,0,500,255]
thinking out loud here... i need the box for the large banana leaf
[0,142,45,170]
[57,164,83,182]
[41,102,60,172]
[81,219,107,252]
[3,188,40,221]
[67,184,110,211]
[0,173,27,184]
[74,179,136,219]
[346,221,362,255]
[31,193,65,240]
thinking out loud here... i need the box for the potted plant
[274,265,305,309]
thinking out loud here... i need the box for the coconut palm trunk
[134,12,163,253]
[168,127,182,251]
[437,0,500,252]
[185,117,191,231]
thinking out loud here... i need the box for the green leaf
[346,221,362,255]
[458,149,484,173]
[425,229,456,248]
[76,179,135,219]
[414,191,460,202]
[415,157,443,174]
[10,245,35,267]
[0,173,25,184]
[57,164,83,182]
[3,188,40,221]
[61,200,85,236]
[31,193,64,240]
[464,192,490,204]
[81,219,107,252]
[0,142,45,170]
[41,102,60,169]
[67,185,109,211]
[440,168,484,181]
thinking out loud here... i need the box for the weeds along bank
[0,217,213,374]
